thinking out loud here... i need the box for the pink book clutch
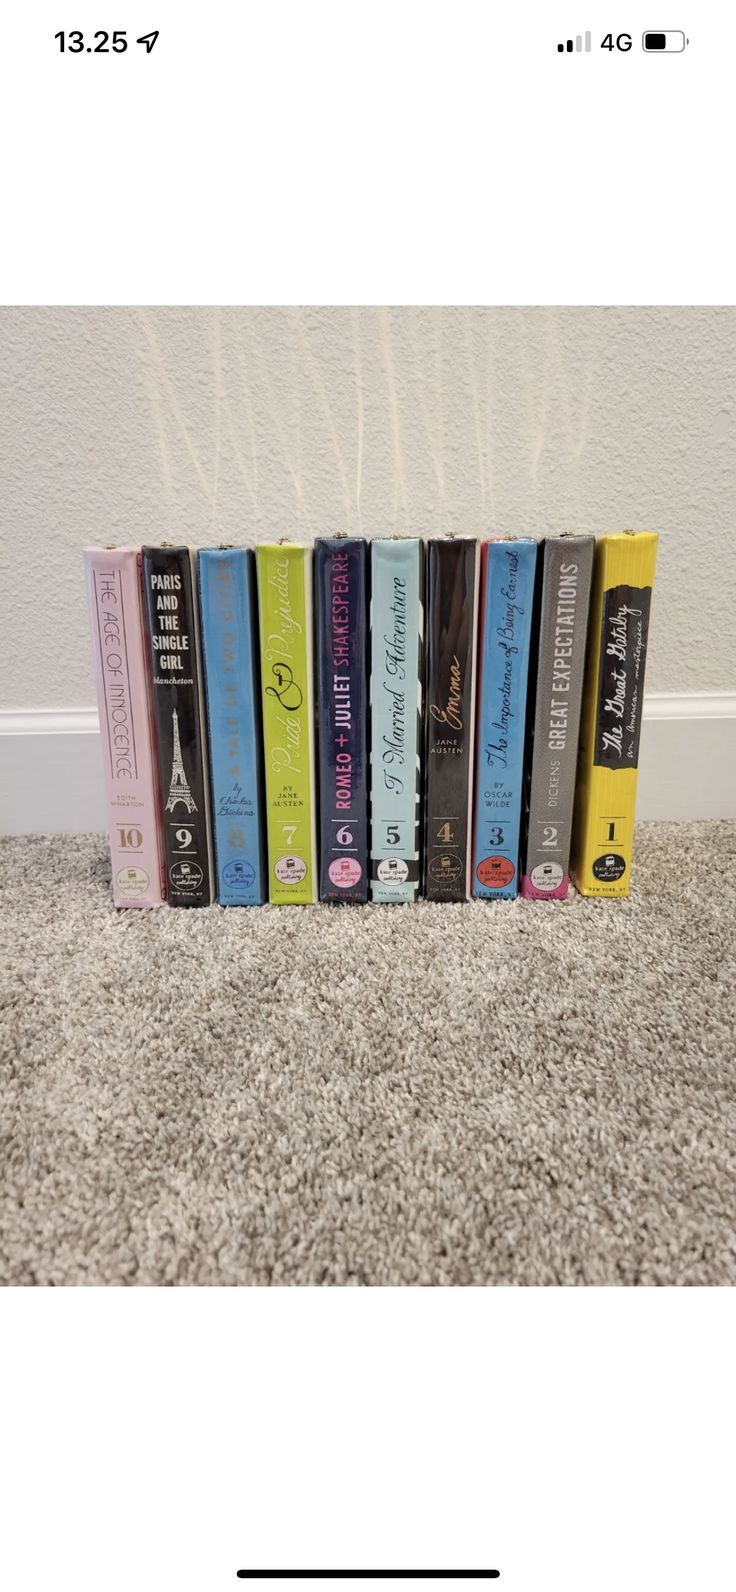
[84,546,165,907]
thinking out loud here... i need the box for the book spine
[198,548,266,905]
[141,545,214,906]
[423,538,480,901]
[256,543,318,904]
[84,546,165,908]
[572,532,658,897]
[472,539,538,900]
[520,536,594,900]
[369,538,424,902]
[315,538,369,902]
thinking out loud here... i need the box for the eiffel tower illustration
[165,708,197,814]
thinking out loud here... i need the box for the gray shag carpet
[1,823,734,1287]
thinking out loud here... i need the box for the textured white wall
[0,305,733,707]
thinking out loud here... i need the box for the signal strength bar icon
[558,32,592,51]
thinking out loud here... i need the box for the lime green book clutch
[256,543,318,904]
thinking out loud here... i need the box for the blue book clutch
[198,548,266,905]
[369,537,424,901]
[472,538,538,900]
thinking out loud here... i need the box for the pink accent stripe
[520,873,570,901]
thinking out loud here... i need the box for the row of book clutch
[84,531,658,910]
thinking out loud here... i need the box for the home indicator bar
[237,1575,501,1584]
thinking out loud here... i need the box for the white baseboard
[1,709,106,836]
[1,695,734,835]
[636,694,736,821]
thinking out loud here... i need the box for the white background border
[0,2,734,305]
[3,1288,734,1591]
[1,5,734,1590]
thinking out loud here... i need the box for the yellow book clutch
[572,532,658,897]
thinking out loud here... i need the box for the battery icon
[642,30,688,50]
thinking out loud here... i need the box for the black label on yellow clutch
[594,584,652,769]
